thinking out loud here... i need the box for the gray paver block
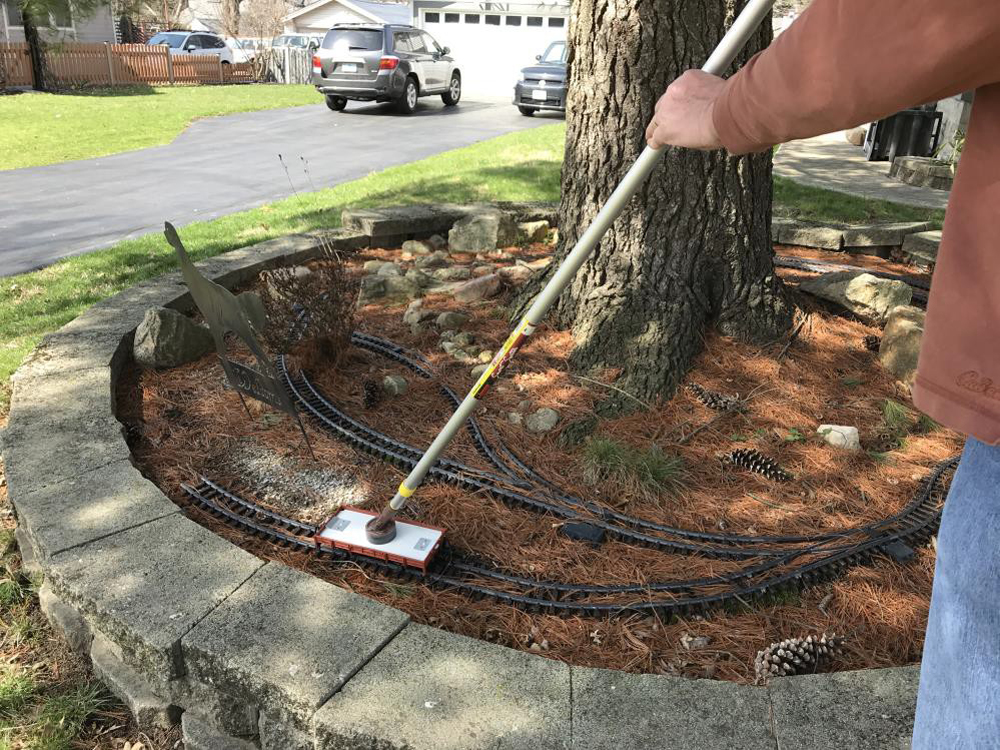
[10,459,178,560]
[46,513,264,682]
[841,222,931,248]
[13,526,41,578]
[182,712,260,750]
[91,633,180,730]
[3,367,127,495]
[259,708,313,750]
[39,582,93,654]
[769,666,918,750]
[182,562,409,732]
[778,221,845,250]
[900,230,941,267]
[572,666,775,750]
[314,623,571,750]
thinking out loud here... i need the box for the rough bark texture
[21,4,50,92]
[516,0,792,410]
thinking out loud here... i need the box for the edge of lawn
[0,122,944,410]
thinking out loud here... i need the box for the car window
[420,32,441,54]
[148,32,187,48]
[540,41,567,63]
[393,31,412,52]
[187,35,207,49]
[323,29,383,52]
[408,32,428,54]
[210,36,226,49]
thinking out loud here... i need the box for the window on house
[444,12,459,22]
[50,0,72,27]
[505,15,521,26]
[5,1,24,26]
[485,14,500,25]
[548,17,565,27]
[424,12,439,22]
[464,13,479,23]
[527,16,542,26]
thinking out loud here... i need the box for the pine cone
[863,334,881,352]
[755,633,845,683]
[362,379,381,409]
[687,383,741,412]
[725,448,793,482]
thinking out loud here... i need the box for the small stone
[800,271,912,320]
[433,266,472,281]
[453,331,475,347]
[427,234,447,250]
[358,275,387,303]
[133,308,213,369]
[402,239,434,255]
[362,260,383,273]
[497,265,534,287]
[817,424,861,450]
[680,632,711,650]
[383,276,421,300]
[448,210,518,254]
[452,274,501,303]
[440,341,460,355]
[383,375,408,396]
[471,264,495,277]
[879,305,925,383]
[405,269,435,288]
[377,262,403,277]
[508,412,523,425]
[471,364,489,378]
[436,311,470,329]
[518,220,550,242]
[439,329,456,341]
[478,350,493,363]
[844,126,867,146]
[525,407,559,433]
[402,300,435,326]
[415,251,450,270]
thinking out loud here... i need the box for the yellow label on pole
[470,317,533,399]
[397,482,415,498]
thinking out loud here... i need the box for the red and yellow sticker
[470,317,536,400]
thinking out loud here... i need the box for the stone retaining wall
[2,204,921,750]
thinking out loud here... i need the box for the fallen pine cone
[755,633,845,684]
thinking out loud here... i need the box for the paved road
[0,97,559,276]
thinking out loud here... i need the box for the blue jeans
[912,438,1000,749]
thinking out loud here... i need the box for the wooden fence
[0,42,260,88]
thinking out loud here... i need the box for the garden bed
[117,240,958,685]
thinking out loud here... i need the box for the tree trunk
[516,0,792,411]
[21,3,49,92]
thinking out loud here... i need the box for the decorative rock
[508,412,523,425]
[405,268,435,288]
[427,234,447,250]
[439,329,455,341]
[377,262,403,277]
[383,375,408,396]
[498,265,534,287]
[478,350,493,363]
[817,425,861,451]
[845,126,867,146]
[361,260,383,273]
[402,239,434,255]
[799,272,912,320]
[471,364,489,378]
[383,276,421,301]
[358,275,386,304]
[452,274,501,303]
[133,308,213,369]
[453,331,475,347]
[436,311,469,330]
[525,407,560,433]
[433,266,472,281]
[471,264,495,277]
[879,305,925,383]
[415,251,450,270]
[448,210,518,254]
[518,220,550,242]
[900,231,941,269]
[440,341,460,355]
[402,300,435,326]
[841,222,932,249]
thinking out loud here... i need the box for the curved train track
[177,252,949,617]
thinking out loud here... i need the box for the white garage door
[421,11,567,97]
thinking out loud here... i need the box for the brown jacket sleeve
[713,0,1000,154]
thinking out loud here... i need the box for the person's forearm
[713,0,1000,154]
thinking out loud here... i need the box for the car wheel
[325,95,347,112]
[518,106,535,117]
[397,77,418,114]
[442,73,461,106]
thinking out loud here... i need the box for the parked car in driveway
[226,37,260,63]
[513,40,567,116]
[312,24,461,114]
[272,33,323,50]
[147,31,235,64]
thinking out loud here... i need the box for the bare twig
[572,375,653,411]
[776,316,809,361]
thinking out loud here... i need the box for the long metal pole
[367,0,776,540]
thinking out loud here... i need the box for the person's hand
[645,70,726,151]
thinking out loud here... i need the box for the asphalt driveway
[0,97,558,276]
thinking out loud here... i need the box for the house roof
[284,0,413,25]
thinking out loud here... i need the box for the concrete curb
[3,204,920,749]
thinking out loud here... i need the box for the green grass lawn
[0,122,945,409]
[0,84,320,170]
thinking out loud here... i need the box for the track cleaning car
[312,24,462,114]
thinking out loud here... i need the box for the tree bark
[21,3,49,92]
[515,0,792,411]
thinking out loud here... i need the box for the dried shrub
[260,240,358,370]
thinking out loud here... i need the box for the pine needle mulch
[117,243,960,685]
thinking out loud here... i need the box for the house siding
[285,5,370,34]
[1,1,115,43]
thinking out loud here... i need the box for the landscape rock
[383,276,421,301]
[879,305,925,383]
[415,251,450,270]
[478,350,493,363]
[817,425,861,450]
[362,260,383,273]
[358,275,386,304]
[900,230,942,268]
[402,239,434,255]
[376,262,403,277]
[383,375,408,396]
[402,300,435,327]
[471,364,489,378]
[433,266,472,281]
[448,210,518,254]
[518,220,550,243]
[436,311,469,330]
[525,407,560,433]
[498,265,534,287]
[452,274,501,303]
[777,221,844,250]
[841,222,931,248]
[845,126,867,146]
[452,331,475,347]
[800,271,912,320]
[133,307,213,369]
[427,234,447,250]
[404,268,435,288]
[471,264,495,277]
[508,412,523,425]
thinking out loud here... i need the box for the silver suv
[312,24,461,114]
